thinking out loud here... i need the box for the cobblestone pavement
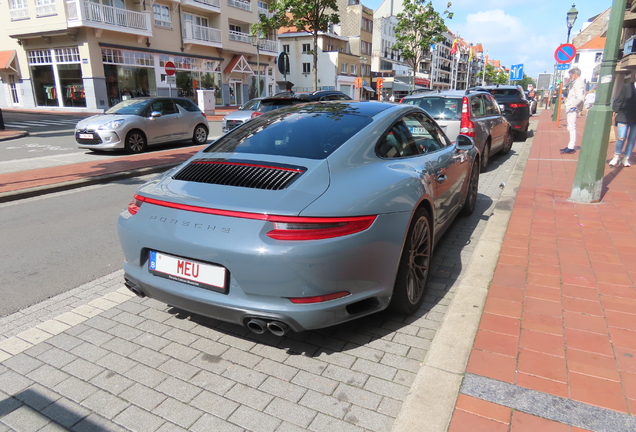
[0,125,534,432]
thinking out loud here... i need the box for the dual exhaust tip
[247,318,290,337]
[125,280,290,336]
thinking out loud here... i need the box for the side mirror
[456,135,475,150]
[150,111,162,118]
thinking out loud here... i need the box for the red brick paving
[452,109,636,430]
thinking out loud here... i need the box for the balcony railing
[10,7,29,20]
[183,22,222,44]
[257,6,272,17]
[66,0,151,32]
[260,39,278,52]
[181,0,221,13]
[228,0,251,11]
[191,0,220,7]
[229,30,250,43]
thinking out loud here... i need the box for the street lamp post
[553,4,578,121]
[566,4,579,44]
[571,0,628,202]
[250,33,267,97]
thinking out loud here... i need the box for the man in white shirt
[561,67,586,154]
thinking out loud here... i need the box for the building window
[28,47,86,108]
[9,0,29,20]
[35,0,57,16]
[229,24,242,33]
[302,63,311,73]
[595,52,602,62]
[350,64,356,75]
[153,4,172,28]
[362,18,372,32]
[341,63,348,74]
[302,43,311,54]
[283,44,290,53]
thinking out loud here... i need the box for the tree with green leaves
[392,1,452,92]
[252,0,340,91]
[484,64,507,85]
[516,73,536,90]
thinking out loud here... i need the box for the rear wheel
[460,161,479,217]
[501,130,513,154]
[480,141,490,173]
[124,131,147,154]
[389,208,432,315]
[192,124,208,144]
[516,124,528,141]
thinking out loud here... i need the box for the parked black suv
[252,90,352,117]
[470,85,530,140]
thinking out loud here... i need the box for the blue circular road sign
[554,44,577,64]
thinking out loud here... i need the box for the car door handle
[437,175,447,183]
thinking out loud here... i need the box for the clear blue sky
[362,0,614,80]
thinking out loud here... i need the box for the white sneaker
[609,154,621,167]
[623,156,631,167]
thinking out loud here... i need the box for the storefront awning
[362,85,375,92]
[0,50,17,73]
[224,55,253,75]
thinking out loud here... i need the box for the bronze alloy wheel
[125,131,147,154]
[390,208,432,314]
[501,130,513,154]
[460,162,479,217]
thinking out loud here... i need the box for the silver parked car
[118,101,479,335]
[402,90,512,172]
[76,97,209,153]
[221,97,264,133]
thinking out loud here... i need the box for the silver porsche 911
[118,101,479,335]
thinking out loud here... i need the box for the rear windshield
[487,89,521,98]
[175,99,202,112]
[205,106,372,159]
[259,99,299,113]
[404,97,461,120]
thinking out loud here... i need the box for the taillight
[460,96,475,137]
[251,111,262,118]
[135,196,377,240]
[399,98,404,103]
[288,291,351,303]
[267,215,377,240]
[509,103,527,108]
[127,194,145,215]
[201,112,207,118]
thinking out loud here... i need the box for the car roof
[403,89,489,99]
[262,90,349,101]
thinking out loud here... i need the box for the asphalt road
[0,175,154,318]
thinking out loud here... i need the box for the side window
[161,100,178,115]
[403,113,448,154]
[175,99,200,112]
[471,96,485,118]
[484,95,500,115]
[376,120,419,158]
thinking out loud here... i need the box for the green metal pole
[571,0,627,203]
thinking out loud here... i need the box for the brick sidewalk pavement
[448,110,636,431]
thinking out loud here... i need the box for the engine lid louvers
[172,159,306,190]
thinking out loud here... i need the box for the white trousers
[566,110,577,149]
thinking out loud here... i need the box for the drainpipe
[178,4,184,52]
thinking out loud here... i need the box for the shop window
[29,47,86,108]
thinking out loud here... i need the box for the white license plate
[148,251,226,292]
[79,133,93,139]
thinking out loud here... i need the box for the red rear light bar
[128,195,376,240]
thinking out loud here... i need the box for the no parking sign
[554,44,577,64]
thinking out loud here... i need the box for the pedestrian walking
[609,79,636,167]
[560,67,585,154]
[582,89,596,116]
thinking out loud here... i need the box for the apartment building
[277,30,358,97]
[430,32,452,90]
[334,0,374,98]
[0,0,279,111]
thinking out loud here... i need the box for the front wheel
[192,125,208,144]
[124,131,147,154]
[389,208,432,315]
[460,161,479,217]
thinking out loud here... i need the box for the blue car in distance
[118,101,479,335]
